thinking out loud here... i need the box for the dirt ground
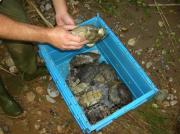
[0,0,180,134]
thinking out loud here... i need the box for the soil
[0,0,180,134]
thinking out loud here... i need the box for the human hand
[56,12,75,26]
[52,0,74,25]
[47,25,88,50]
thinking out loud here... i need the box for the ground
[0,0,180,134]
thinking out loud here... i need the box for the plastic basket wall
[38,15,158,133]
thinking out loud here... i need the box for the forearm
[0,14,50,43]
[52,0,67,15]
[0,14,85,50]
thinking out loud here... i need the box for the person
[0,0,88,117]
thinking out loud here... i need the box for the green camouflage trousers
[0,0,37,76]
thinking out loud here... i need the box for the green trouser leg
[0,0,36,116]
[0,77,22,116]
[0,0,37,75]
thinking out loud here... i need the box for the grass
[137,102,170,134]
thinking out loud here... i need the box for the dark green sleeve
[0,0,37,75]
[0,0,28,23]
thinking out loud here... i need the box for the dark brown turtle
[85,103,110,124]
[67,52,100,84]
[108,81,132,107]
[76,63,100,83]
[70,52,100,67]
[99,63,118,82]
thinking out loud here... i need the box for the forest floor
[0,0,180,134]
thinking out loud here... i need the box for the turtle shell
[85,103,110,124]
[71,25,106,45]
[71,82,90,96]
[99,63,117,82]
[79,90,103,108]
[70,52,100,67]
[108,81,132,106]
[76,63,100,83]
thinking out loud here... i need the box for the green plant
[128,0,147,7]
[137,103,170,134]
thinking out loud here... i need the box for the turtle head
[98,28,106,37]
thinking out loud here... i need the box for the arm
[0,14,87,50]
[0,14,48,43]
[52,0,75,25]
[52,0,67,15]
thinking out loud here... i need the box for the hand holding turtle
[47,26,88,50]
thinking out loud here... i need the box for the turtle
[93,74,106,84]
[75,62,117,84]
[108,81,132,107]
[70,52,100,67]
[67,52,133,119]
[85,103,111,124]
[90,82,114,109]
[71,25,106,47]
[79,90,103,108]
[71,82,90,96]
[68,52,101,84]
[99,63,118,82]
[76,63,100,83]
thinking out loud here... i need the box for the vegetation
[137,103,170,134]
[128,0,147,7]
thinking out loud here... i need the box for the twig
[26,0,54,28]
[154,1,169,34]
[149,3,180,7]
[154,0,176,48]
[0,65,16,76]
[160,7,177,45]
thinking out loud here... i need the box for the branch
[149,3,180,7]
[0,65,17,76]
[154,0,176,48]
[26,0,54,28]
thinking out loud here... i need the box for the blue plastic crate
[38,15,158,133]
